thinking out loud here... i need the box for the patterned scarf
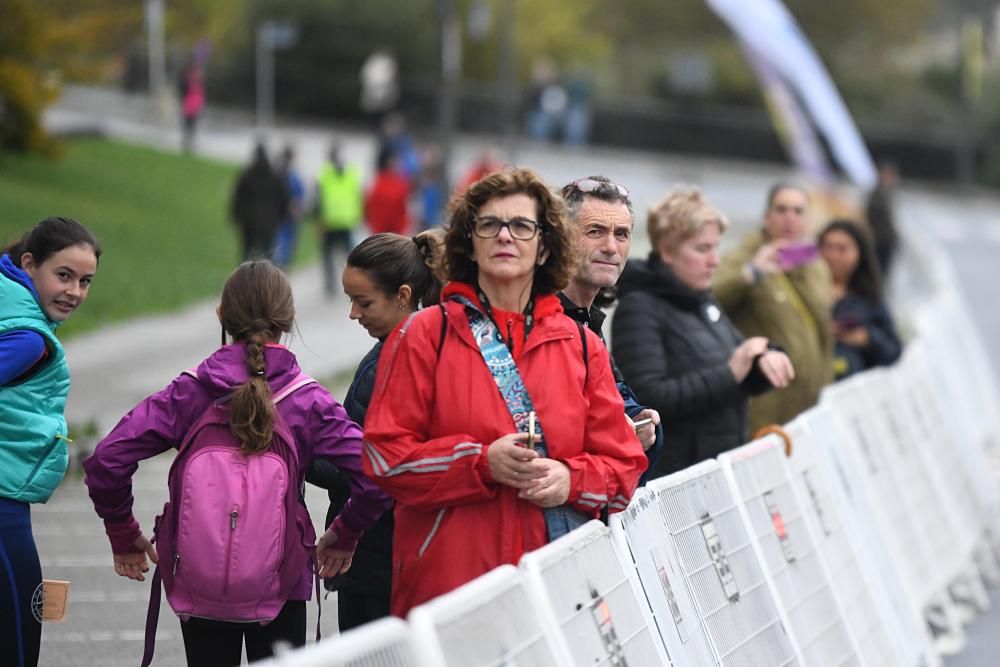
[451,295,588,541]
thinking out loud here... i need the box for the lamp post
[145,0,168,119]
[255,20,299,133]
[498,0,518,163]
[437,0,460,188]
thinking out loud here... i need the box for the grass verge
[0,137,313,338]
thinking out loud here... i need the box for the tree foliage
[0,0,59,155]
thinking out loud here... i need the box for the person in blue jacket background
[0,217,101,667]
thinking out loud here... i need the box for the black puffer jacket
[611,254,772,478]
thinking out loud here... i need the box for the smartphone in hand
[834,314,861,331]
[778,242,818,270]
[632,417,653,433]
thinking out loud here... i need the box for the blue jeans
[273,221,300,269]
[544,505,590,542]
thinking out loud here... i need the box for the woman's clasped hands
[486,433,571,508]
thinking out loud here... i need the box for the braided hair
[218,260,295,454]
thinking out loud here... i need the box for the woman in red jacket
[362,167,647,615]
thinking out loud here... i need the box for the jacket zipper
[223,504,239,594]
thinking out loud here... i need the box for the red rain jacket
[365,170,410,234]
[362,282,646,615]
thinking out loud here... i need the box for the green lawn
[0,138,306,338]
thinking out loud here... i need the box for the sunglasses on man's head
[565,178,630,199]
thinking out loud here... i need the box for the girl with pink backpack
[83,260,390,666]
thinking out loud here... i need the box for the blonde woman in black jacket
[611,188,794,479]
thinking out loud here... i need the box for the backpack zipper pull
[230,508,238,530]
[173,553,180,575]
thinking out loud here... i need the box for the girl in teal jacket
[0,217,100,667]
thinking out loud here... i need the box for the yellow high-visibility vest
[317,165,362,230]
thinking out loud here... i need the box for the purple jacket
[83,343,391,600]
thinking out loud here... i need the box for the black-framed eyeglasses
[566,178,630,198]
[472,216,540,240]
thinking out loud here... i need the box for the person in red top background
[365,148,411,235]
[457,147,504,194]
[362,167,646,616]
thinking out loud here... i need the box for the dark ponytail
[346,230,444,308]
[3,217,101,267]
[219,260,295,455]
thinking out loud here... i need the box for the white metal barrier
[253,617,421,667]
[610,487,717,664]
[822,375,969,652]
[649,460,800,666]
[718,436,860,666]
[784,413,935,667]
[407,564,564,667]
[518,519,669,666]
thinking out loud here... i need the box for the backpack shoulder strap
[273,372,317,403]
[576,320,589,387]
[140,566,163,667]
[436,302,448,360]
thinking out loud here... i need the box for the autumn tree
[0,0,59,155]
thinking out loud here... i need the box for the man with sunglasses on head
[559,176,663,475]
[713,183,833,434]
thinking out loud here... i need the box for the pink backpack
[141,372,321,666]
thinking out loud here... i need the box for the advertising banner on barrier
[706,0,877,189]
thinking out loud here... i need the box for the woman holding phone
[819,219,901,379]
[713,182,833,433]
[361,168,646,615]
[613,188,794,479]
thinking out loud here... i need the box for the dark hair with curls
[442,167,573,295]
[819,219,884,304]
[347,229,444,308]
[3,217,102,267]
[218,260,295,455]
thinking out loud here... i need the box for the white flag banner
[741,44,835,186]
[706,0,877,189]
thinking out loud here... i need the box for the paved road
[32,86,1000,666]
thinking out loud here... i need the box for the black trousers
[179,600,306,667]
[337,587,390,632]
[0,499,42,667]
[320,229,355,294]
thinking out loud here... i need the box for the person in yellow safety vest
[315,143,364,297]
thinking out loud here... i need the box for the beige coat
[713,231,834,433]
